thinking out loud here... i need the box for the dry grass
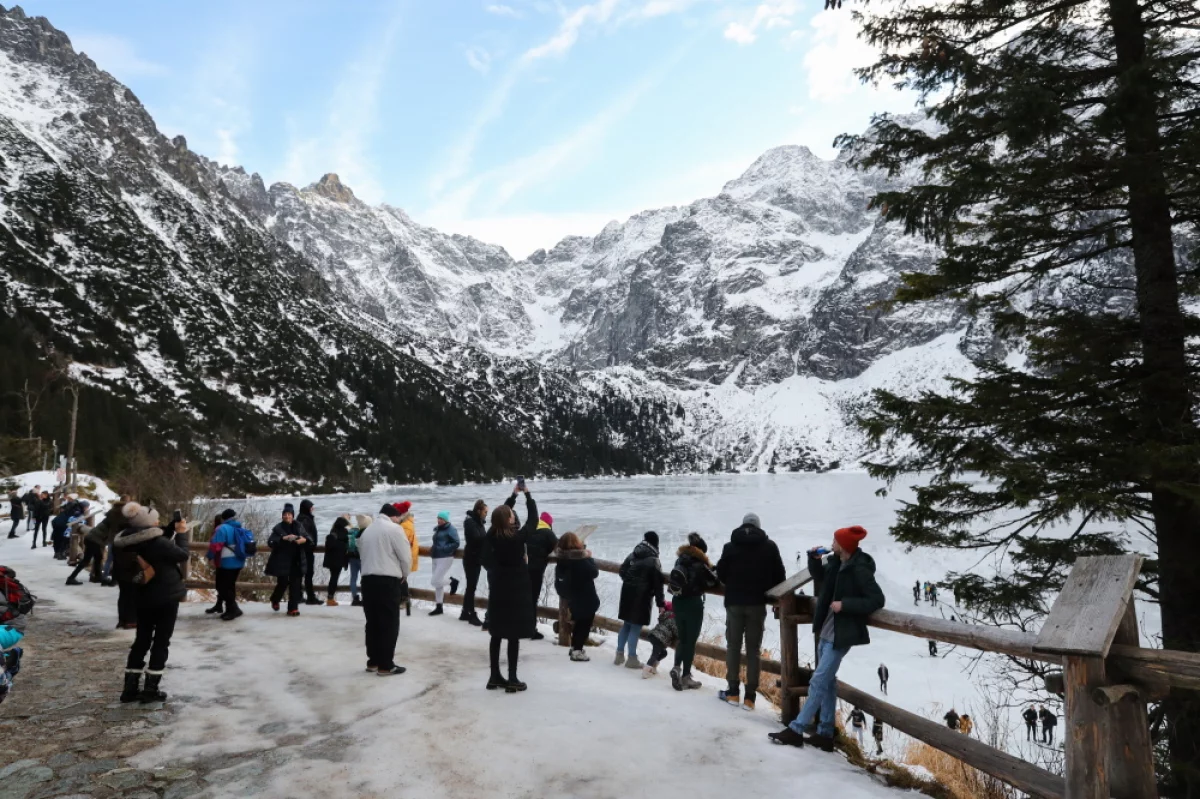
[901,740,1014,799]
[691,632,783,707]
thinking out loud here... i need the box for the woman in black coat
[481,488,538,692]
[113,503,189,704]
[323,516,350,606]
[7,492,22,538]
[460,500,488,625]
[265,503,309,615]
[615,532,665,666]
[555,532,600,661]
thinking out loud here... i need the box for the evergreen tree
[838,0,1200,790]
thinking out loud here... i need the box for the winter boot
[449,577,460,595]
[768,727,805,747]
[271,601,280,612]
[326,597,338,607]
[506,671,527,693]
[120,670,142,703]
[569,648,590,662]
[139,672,167,703]
[287,609,300,617]
[351,596,363,607]
[487,672,507,691]
[220,604,243,621]
[205,602,225,615]
[429,604,444,616]
[531,630,545,640]
[743,696,756,711]
[305,593,322,606]
[624,656,642,670]
[805,733,836,752]
[613,652,626,667]
[65,577,83,586]
[467,613,483,627]
[670,666,683,691]
[683,673,702,690]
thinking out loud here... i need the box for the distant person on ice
[359,503,412,675]
[459,500,487,626]
[717,512,786,711]
[928,640,938,657]
[877,662,889,694]
[872,718,885,755]
[266,503,309,616]
[615,531,665,669]
[323,515,351,606]
[769,525,885,751]
[482,486,539,692]
[555,532,600,662]
[1039,705,1057,745]
[428,511,460,616]
[1023,706,1038,741]
[944,708,960,730]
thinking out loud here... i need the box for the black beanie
[643,530,659,549]
[282,502,295,518]
[380,503,402,518]
[221,508,237,521]
[687,532,707,553]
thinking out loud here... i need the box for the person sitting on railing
[769,525,885,751]
[717,512,787,712]
[615,531,665,670]
[667,532,718,692]
[555,532,599,662]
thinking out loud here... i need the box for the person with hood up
[481,486,539,692]
[716,512,786,711]
[207,509,249,621]
[668,532,719,691]
[296,500,321,606]
[347,514,370,607]
[429,511,461,616]
[323,516,351,606]
[769,525,885,751]
[525,508,558,640]
[358,504,413,675]
[266,503,310,616]
[7,492,22,538]
[555,532,599,661]
[114,503,188,703]
[460,500,488,626]
[615,531,665,669]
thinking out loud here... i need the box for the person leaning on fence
[266,503,309,616]
[206,508,249,621]
[358,504,413,676]
[323,515,351,607]
[555,532,600,662]
[459,500,487,626]
[615,531,665,669]
[769,525,885,751]
[716,512,787,712]
[668,532,719,692]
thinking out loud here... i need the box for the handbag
[132,555,156,585]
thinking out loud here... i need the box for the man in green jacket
[769,525,885,751]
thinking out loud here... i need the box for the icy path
[2,538,910,799]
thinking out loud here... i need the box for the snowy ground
[2,534,914,799]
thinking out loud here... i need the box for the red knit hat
[393,501,412,515]
[834,525,868,554]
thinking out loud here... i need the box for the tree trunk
[1106,0,1200,793]
[66,385,79,492]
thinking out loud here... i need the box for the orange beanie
[834,525,868,554]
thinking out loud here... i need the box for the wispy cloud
[72,32,167,78]
[485,3,523,17]
[466,46,492,74]
[723,1,799,46]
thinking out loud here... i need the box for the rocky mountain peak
[308,172,356,204]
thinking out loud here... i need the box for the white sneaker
[614,652,625,666]
[642,664,657,679]
[570,648,590,662]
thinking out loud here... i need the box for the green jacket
[809,549,885,649]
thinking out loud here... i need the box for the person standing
[944,709,960,730]
[348,514,370,607]
[960,714,974,735]
[429,511,460,616]
[912,580,920,606]
[266,503,308,616]
[716,512,786,711]
[1039,706,1057,745]
[928,640,939,657]
[114,503,188,703]
[555,533,600,662]
[877,662,889,694]
[394,502,419,615]
[207,509,249,621]
[525,510,558,640]
[358,504,412,675]
[1023,706,1038,741]
[21,485,39,532]
[32,491,51,548]
[769,525,885,751]
[65,517,108,585]
[849,707,867,749]
[481,487,538,692]
[872,718,885,755]
[6,492,22,538]
[296,500,322,606]
[460,500,487,626]
[615,531,665,669]
[668,532,719,692]
[323,516,351,606]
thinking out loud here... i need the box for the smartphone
[172,509,184,523]
[517,475,526,491]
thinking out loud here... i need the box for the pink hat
[540,512,553,526]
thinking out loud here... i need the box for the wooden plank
[834,679,1065,799]
[1108,644,1200,692]
[1106,602,1157,799]
[1035,555,1143,657]
[778,592,801,724]
[1064,655,1109,799]
[766,568,812,600]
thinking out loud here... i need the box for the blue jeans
[617,622,642,658]
[103,545,114,579]
[349,559,361,600]
[790,639,848,738]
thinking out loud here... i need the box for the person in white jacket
[358,504,413,676]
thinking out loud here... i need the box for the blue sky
[18,0,917,257]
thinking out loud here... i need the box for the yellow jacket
[400,514,419,571]
[959,717,973,735]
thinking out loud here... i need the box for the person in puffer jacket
[615,531,665,669]
[428,511,460,617]
[642,602,677,679]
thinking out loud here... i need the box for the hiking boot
[429,604,444,616]
[624,656,643,670]
[449,577,460,595]
[120,670,142,703]
[65,577,83,586]
[768,727,805,747]
[569,648,590,662]
[670,667,683,691]
[642,664,657,679]
[305,594,322,606]
[467,614,483,627]
[351,596,362,607]
[220,608,243,621]
[487,672,507,690]
[744,697,756,711]
[377,665,407,676]
[614,652,626,667]
[205,603,225,615]
[719,689,740,706]
[683,674,702,690]
[805,734,836,752]
[139,673,167,703]
[326,597,338,607]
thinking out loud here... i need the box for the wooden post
[558,595,572,648]
[778,592,801,724]
[180,527,192,580]
[1106,601,1157,799]
[1064,655,1110,799]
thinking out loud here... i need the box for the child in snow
[642,601,677,678]
[849,707,867,749]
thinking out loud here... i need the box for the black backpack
[554,563,571,598]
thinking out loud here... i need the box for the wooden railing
[183,538,1188,798]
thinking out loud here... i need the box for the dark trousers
[52,527,68,556]
[362,575,403,669]
[304,550,316,598]
[215,568,241,609]
[880,678,888,695]
[673,595,704,673]
[1043,725,1055,745]
[529,565,547,610]
[271,573,302,611]
[489,635,520,678]
[647,637,669,667]
[34,518,48,545]
[127,601,179,672]
[68,541,104,581]
[117,581,137,625]
[1026,722,1037,741]
[7,518,18,537]
[327,567,342,599]
[462,558,481,615]
[571,610,595,650]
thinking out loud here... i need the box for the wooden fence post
[180,526,192,581]
[558,595,572,648]
[778,592,801,724]
[1105,601,1157,799]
